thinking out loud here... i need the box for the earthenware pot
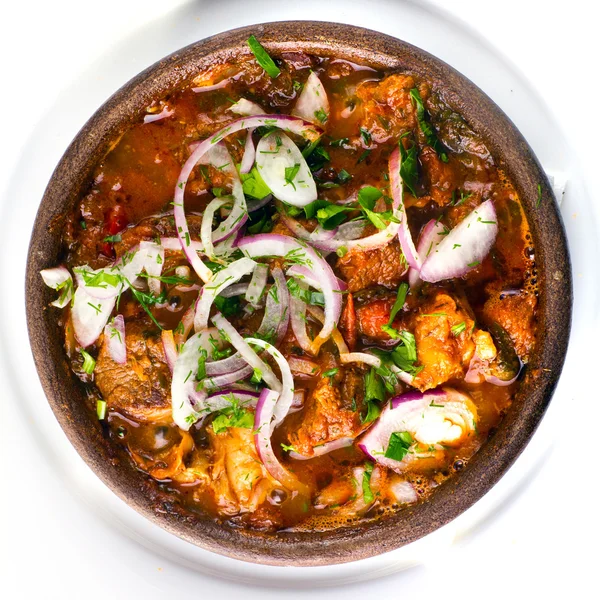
[25,21,572,566]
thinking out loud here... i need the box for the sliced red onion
[245,337,294,427]
[258,266,289,344]
[255,132,317,206]
[40,266,73,308]
[389,146,420,270]
[240,129,256,174]
[104,314,126,364]
[339,352,381,368]
[420,200,498,283]
[200,143,248,244]
[201,197,229,258]
[289,389,305,413]
[71,286,116,348]
[389,479,418,504]
[289,279,312,354]
[246,194,273,213]
[218,283,249,298]
[174,115,319,281]
[194,257,256,331]
[228,98,264,116]
[237,234,342,354]
[138,241,164,296]
[244,263,268,306]
[204,389,260,412]
[73,265,125,300]
[202,365,254,391]
[291,71,330,126]
[289,436,354,460]
[161,329,178,373]
[465,353,521,387]
[143,106,174,124]
[172,328,226,429]
[211,313,281,391]
[358,388,477,473]
[288,356,320,378]
[306,306,349,355]
[254,388,307,491]
[408,219,447,288]
[160,237,204,254]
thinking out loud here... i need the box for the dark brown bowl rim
[25,21,572,566]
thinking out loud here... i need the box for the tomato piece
[101,204,128,258]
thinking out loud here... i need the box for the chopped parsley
[250,368,263,385]
[240,165,271,199]
[314,108,328,124]
[247,35,281,78]
[399,138,419,196]
[357,186,398,230]
[337,168,352,184]
[284,163,301,190]
[322,368,339,379]
[357,149,371,164]
[410,87,448,162]
[80,349,96,375]
[362,462,375,504]
[384,431,414,461]
[211,394,255,434]
[103,234,122,243]
[213,294,242,318]
[287,277,325,306]
[380,282,409,338]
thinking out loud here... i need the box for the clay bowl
[25,21,572,566]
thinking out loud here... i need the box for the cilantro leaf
[384,431,414,461]
[409,87,448,162]
[247,35,281,78]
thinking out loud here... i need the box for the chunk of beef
[481,288,536,362]
[336,240,407,292]
[339,293,358,350]
[290,365,365,456]
[356,296,397,341]
[207,427,282,518]
[355,74,419,144]
[410,292,477,391]
[419,145,458,206]
[95,319,172,423]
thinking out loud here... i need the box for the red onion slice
[160,237,204,254]
[194,257,257,331]
[291,71,330,126]
[201,197,229,258]
[358,388,477,473]
[174,114,321,282]
[289,436,354,460]
[71,286,116,348]
[192,79,230,93]
[174,304,195,347]
[408,219,447,288]
[211,313,281,392]
[255,132,317,206]
[218,283,249,298]
[238,234,342,354]
[104,314,126,364]
[258,267,289,344]
[40,266,73,308]
[244,263,268,307]
[143,106,174,124]
[204,389,260,412]
[240,128,256,174]
[228,98,264,116]
[288,356,320,378]
[202,365,254,391]
[339,352,381,368]
[245,336,294,427]
[420,200,498,283]
[138,241,164,296]
[389,146,421,270]
[254,388,308,491]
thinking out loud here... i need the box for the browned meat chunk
[410,292,477,391]
[356,296,397,341]
[355,74,419,144]
[290,365,365,456]
[419,145,457,206]
[336,240,406,292]
[481,288,537,362]
[339,293,358,350]
[95,319,172,423]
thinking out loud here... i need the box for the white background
[1,1,599,598]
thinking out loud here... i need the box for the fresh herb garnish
[303,199,353,230]
[96,399,107,420]
[322,368,339,379]
[451,321,466,336]
[410,87,448,162]
[399,138,419,196]
[247,35,281,78]
[103,234,122,243]
[213,294,242,317]
[287,278,325,306]
[360,127,372,146]
[212,394,255,433]
[380,282,409,338]
[80,349,96,375]
[362,462,375,504]
[357,149,371,164]
[357,186,398,230]
[247,208,273,234]
[384,431,414,461]
[284,163,301,190]
[250,367,263,385]
[240,165,271,199]
[337,168,352,184]
[314,108,328,124]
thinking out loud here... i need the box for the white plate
[1,0,598,596]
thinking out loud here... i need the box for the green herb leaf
[451,321,466,336]
[80,349,96,375]
[410,87,448,162]
[337,168,352,184]
[322,368,339,379]
[384,431,414,461]
[214,294,242,318]
[357,186,397,230]
[103,234,122,243]
[247,35,281,78]
[314,108,328,124]
[362,462,374,504]
[287,278,325,306]
[240,165,272,199]
[96,399,107,420]
[399,140,419,196]
[284,163,301,190]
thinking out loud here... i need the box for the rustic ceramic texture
[25,21,572,566]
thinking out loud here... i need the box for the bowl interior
[25,21,572,566]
